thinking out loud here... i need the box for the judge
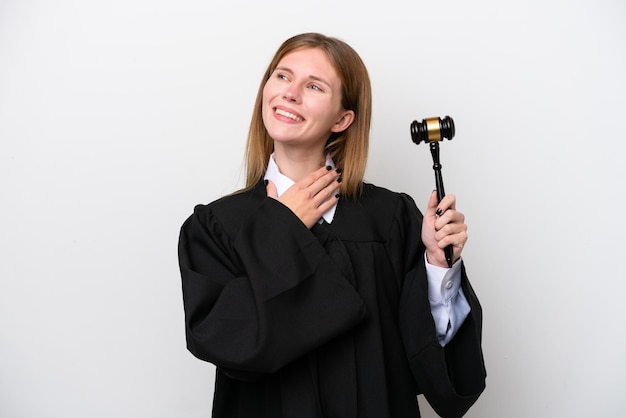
[178,32,486,418]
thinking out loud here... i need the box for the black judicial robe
[179,180,486,418]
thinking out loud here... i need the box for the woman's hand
[421,191,468,268]
[266,166,341,229]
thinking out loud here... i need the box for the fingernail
[335,168,343,174]
[337,177,342,183]
[264,179,269,186]
[326,165,332,171]
[335,193,340,199]
[435,208,443,216]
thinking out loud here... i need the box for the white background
[1,0,625,417]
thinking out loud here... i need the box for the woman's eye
[309,84,322,91]
[277,73,288,81]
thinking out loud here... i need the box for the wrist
[425,249,448,268]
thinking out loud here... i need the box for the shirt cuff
[424,253,471,346]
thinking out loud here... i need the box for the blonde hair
[244,32,372,198]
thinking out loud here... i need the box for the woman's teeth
[275,108,303,122]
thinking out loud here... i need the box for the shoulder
[333,183,422,241]
[359,182,421,217]
[185,181,266,235]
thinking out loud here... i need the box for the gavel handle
[430,142,454,268]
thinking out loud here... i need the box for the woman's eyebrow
[274,66,293,74]
[309,75,332,89]
[274,66,332,89]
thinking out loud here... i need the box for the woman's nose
[283,85,300,102]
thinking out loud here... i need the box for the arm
[394,194,486,418]
[179,197,367,378]
[401,259,486,418]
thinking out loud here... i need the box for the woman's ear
[331,110,355,133]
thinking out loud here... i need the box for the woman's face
[262,48,354,151]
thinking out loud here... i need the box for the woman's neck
[273,144,326,182]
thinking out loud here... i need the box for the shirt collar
[264,152,338,224]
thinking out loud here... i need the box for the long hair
[244,32,372,198]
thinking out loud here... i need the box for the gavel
[410,116,456,268]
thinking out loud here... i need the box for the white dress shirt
[264,153,470,346]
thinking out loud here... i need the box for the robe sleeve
[178,196,367,380]
[394,193,486,418]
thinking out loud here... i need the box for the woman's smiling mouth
[275,107,304,122]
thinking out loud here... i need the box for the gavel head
[410,115,455,145]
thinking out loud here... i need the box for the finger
[317,169,342,199]
[425,190,439,216]
[301,165,336,188]
[435,209,465,231]
[307,167,340,197]
[265,179,278,199]
[435,220,467,241]
[316,188,341,214]
[437,230,468,255]
[436,194,456,214]
[312,178,341,207]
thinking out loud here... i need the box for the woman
[179,32,486,418]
